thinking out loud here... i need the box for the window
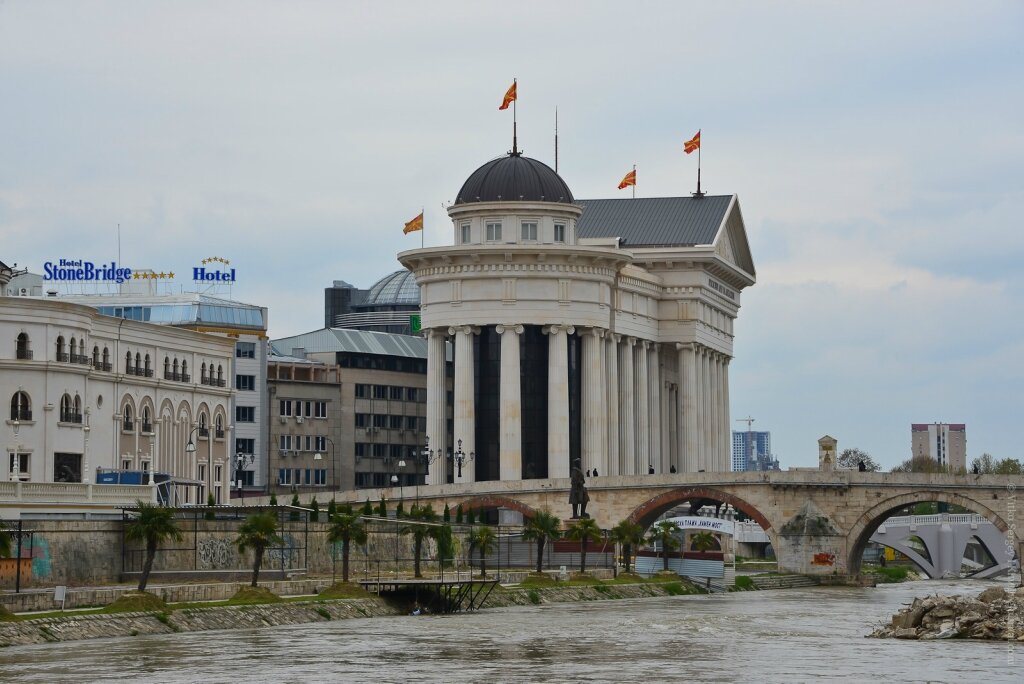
[303,401,312,418]
[278,468,292,485]
[215,415,224,438]
[54,453,82,483]
[217,365,223,384]
[279,434,292,450]
[235,406,255,422]
[92,346,100,366]
[10,391,31,421]
[406,415,418,430]
[9,453,30,481]
[315,435,326,451]
[486,221,502,241]
[15,332,31,360]
[373,385,386,399]
[372,444,386,458]
[389,415,403,429]
[181,360,188,381]
[354,443,366,458]
[314,401,327,418]
[144,354,151,375]
[236,438,255,454]
[315,469,327,486]
[304,469,311,485]
[460,223,471,244]
[279,400,292,417]
[355,413,368,428]
[304,435,312,452]
[215,465,222,483]
[372,414,387,428]
[56,335,67,362]
[236,375,256,391]
[126,351,133,373]
[355,384,370,398]
[389,386,403,401]
[554,223,566,243]
[521,221,538,241]
[236,341,256,359]
[102,347,110,366]
[122,405,133,431]
[407,387,422,402]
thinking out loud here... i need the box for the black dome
[455,154,574,205]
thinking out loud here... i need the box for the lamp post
[314,436,337,491]
[234,451,255,500]
[184,426,203,504]
[451,438,475,479]
[415,435,444,505]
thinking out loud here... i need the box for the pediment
[712,196,756,280]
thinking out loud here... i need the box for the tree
[610,519,645,574]
[269,492,278,506]
[327,499,337,521]
[565,517,602,574]
[690,531,719,552]
[468,525,497,578]
[400,504,438,578]
[377,497,388,518]
[289,493,302,521]
[310,497,320,522]
[443,503,451,523]
[971,454,1024,475]
[891,455,949,474]
[236,511,284,587]
[327,512,367,583]
[204,493,216,520]
[433,523,456,569]
[466,508,476,525]
[362,499,374,516]
[124,500,183,592]
[0,520,11,559]
[647,520,681,571]
[395,500,405,519]
[522,509,561,575]
[837,448,880,472]
[455,504,464,524]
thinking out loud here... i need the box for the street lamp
[234,451,255,500]
[184,425,207,504]
[314,436,337,491]
[450,438,475,479]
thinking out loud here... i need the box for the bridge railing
[879,513,993,528]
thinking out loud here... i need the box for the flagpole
[512,78,518,155]
[632,164,636,200]
[695,129,704,198]
[421,206,424,249]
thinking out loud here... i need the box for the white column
[605,334,620,477]
[648,343,662,473]
[426,329,448,485]
[676,344,694,472]
[496,324,523,482]
[545,324,574,479]
[721,357,731,473]
[451,325,478,483]
[710,353,721,472]
[695,347,706,471]
[662,382,673,473]
[619,337,635,475]
[635,341,649,474]
[581,328,606,476]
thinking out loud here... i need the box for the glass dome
[362,270,420,307]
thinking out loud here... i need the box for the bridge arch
[627,486,774,532]
[456,495,539,521]
[847,490,1011,575]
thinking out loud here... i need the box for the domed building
[398,151,755,487]
[325,270,421,335]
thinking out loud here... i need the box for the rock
[894,628,919,639]
[928,607,955,619]
[977,587,1007,604]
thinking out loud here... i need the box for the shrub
[269,492,278,506]
[205,493,216,520]
[443,504,451,523]
[315,606,332,620]
[733,575,755,591]
[456,505,464,524]
[310,497,320,522]
[527,590,541,605]
[290,494,301,521]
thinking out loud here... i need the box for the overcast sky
[2,1,1021,469]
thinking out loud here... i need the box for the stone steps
[749,574,819,590]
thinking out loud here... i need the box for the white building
[398,152,756,484]
[1,290,235,505]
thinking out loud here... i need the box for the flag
[684,130,701,154]
[403,212,424,235]
[617,169,636,190]
[499,81,517,110]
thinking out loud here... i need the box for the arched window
[173,358,179,380]
[142,406,151,432]
[74,395,82,417]
[125,351,132,373]
[70,337,78,359]
[102,347,110,368]
[16,332,32,360]
[56,335,67,362]
[144,354,151,376]
[60,393,72,422]
[217,364,223,385]
[134,352,141,375]
[163,356,170,378]
[199,413,208,437]
[181,360,188,382]
[215,415,224,438]
[10,391,31,420]
[92,345,100,367]
[201,362,207,383]
[123,405,133,431]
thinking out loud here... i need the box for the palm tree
[610,519,645,574]
[565,517,602,574]
[690,531,719,552]
[468,525,497,578]
[0,519,12,559]
[522,509,561,575]
[647,520,682,571]
[124,500,183,592]
[237,511,284,587]
[327,512,367,582]
[400,504,437,578]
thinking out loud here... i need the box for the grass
[732,576,756,591]
[0,605,18,622]
[228,586,283,605]
[527,590,541,605]
[866,565,911,583]
[518,574,558,588]
[102,592,169,614]
[318,582,374,600]
[314,606,332,620]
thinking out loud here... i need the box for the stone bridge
[870,514,1012,580]
[317,470,1024,577]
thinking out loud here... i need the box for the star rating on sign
[201,257,231,266]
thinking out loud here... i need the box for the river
[1,579,1019,683]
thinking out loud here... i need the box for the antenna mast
[554,107,559,173]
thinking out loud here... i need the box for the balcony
[60,412,83,424]
[73,354,90,365]
[11,409,32,421]
[198,427,209,438]
[215,428,225,439]
[126,365,136,375]
[16,349,33,360]
[122,420,134,432]
[144,368,153,378]
[97,361,112,372]
[181,373,190,383]
[57,352,70,362]
[216,378,226,387]
[142,422,153,433]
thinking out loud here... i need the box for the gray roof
[576,195,733,247]
[271,328,429,359]
[456,154,574,205]
[362,270,420,307]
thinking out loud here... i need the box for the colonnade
[424,325,731,485]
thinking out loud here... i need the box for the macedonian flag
[618,169,637,190]
[499,81,517,110]
[684,130,701,154]
[403,211,424,235]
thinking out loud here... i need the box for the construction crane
[736,416,755,471]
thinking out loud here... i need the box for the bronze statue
[569,459,589,518]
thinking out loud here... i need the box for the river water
[1,579,1020,683]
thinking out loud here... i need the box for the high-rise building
[731,430,775,471]
[911,423,966,472]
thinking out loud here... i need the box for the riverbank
[0,579,707,648]
[869,586,1024,640]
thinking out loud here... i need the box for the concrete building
[324,280,367,329]
[271,328,443,492]
[912,423,967,472]
[37,286,270,497]
[398,152,756,485]
[731,430,776,471]
[1,283,235,505]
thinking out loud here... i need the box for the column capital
[581,327,605,339]
[448,325,480,336]
[675,342,695,352]
[543,324,575,336]
[494,324,525,335]
[625,336,637,347]
[640,339,651,350]
[611,333,622,343]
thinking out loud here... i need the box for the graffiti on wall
[812,552,836,566]
[266,533,299,567]
[197,538,236,569]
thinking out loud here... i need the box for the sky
[2,1,1022,470]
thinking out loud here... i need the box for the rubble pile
[870,586,1024,641]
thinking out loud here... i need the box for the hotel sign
[44,259,133,284]
[193,256,236,283]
